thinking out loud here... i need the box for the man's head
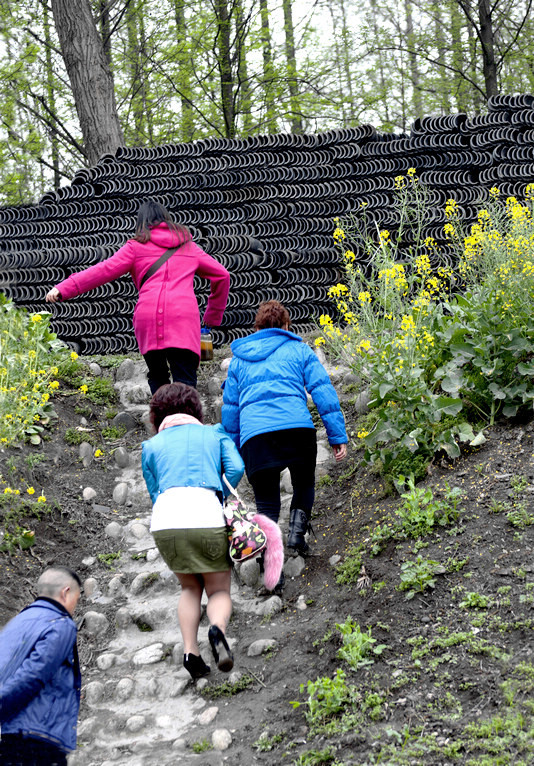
[37,566,82,616]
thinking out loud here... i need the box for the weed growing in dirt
[190,738,212,753]
[292,748,338,765]
[398,556,446,599]
[64,427,96,446]
[336,618,387,669]
[101,425,127,440]
[460,591,492,609]
[202,674,255,698]
[292,669,352,725]
[253,731,285,751]
[97,552,121,569]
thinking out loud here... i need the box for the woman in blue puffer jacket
[142,382,244,681]
[222,300,347,590]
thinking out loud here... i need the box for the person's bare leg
[203,570,232,632]
[176,572,204,654]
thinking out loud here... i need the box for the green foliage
[459,591,492,610]
[395,476,463,538]
[0,525,36,553]
[321,182,534,482]
[336,618,387,669]
[202,674,254,698]
[97,552,121,569]
[101,425,127,440]
[253,732,284,752]
[0,299,69,445]
[191,739,212,753]
[398,556,446,599]
[294,669,352,726]
[292,748,337,765]
[64,428,96,446]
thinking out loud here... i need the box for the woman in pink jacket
[46,200,230,393]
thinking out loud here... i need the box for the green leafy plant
[97,552,121,569]
[191,738,212,753]
[292,748,337,765]
[336,618,387,669]
[398,556,446,599]
[202,674,254,698]
[395,476,463,539]
[293,669,352,726]
[459,591,492,609]
[101,425,127,440]
[253,732,284,752]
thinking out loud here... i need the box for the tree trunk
[477,0,498,97]
[259,0,278,133]
[235,0,253,133]
[282,0,302,134]
[174,0,195,142]
[404,0,422,119]
[42,0,61,189]
[213,0,235,138]
[51,0,124,165]
[433,3,450,113]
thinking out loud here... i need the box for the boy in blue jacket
[0,566,82,765]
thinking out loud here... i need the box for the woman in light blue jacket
[142,382,244,680]
[222,301,347,590]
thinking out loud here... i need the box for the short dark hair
[149,382,204,431]
[254,300,291,331]
[134,200,191,244]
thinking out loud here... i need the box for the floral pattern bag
[223,476,267,562]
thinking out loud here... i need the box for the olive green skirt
[152,527,230,573]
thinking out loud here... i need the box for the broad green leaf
[470,430,487,446]
[435,396,463,416]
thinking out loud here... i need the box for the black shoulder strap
[139,245,180,290]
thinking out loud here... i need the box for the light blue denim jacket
[141,422,244,504]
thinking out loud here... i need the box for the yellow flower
[27,487,35,495]
[357,429,369,439]
[31,314,42,322]
[319,314,333,326]
[489,186,500,199]
[49,380,59,390]
[344,250,356,262]
[3,487,13,494]
[79,384,88,395]
[315,337,326,346]
[379,230,390,241]
[333,227,346,241]
[394,175,406,190]
[28,350,36,359]
[94,449,104,458]
[51,366,58,375]
[38,495,46,503]
[70,351,79,361]
[445,199,458,218]
[358,291,371,305]
[407,167,416,176]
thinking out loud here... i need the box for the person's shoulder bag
[139,245,181,290]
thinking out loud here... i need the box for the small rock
[115,678,135,701]
[354,389,370,415]
[220,357,232,372]
[85,681,105,705]
[127,385,149,404]
[213,396,223,423]
[228,670,243,685]
[113,483,129,505]
[239,559,261,587]
[316,442,331,464]
[296,595,307,611]
[146,677,159,696]
[130,572,159,595]
[146,548,160,562]
[115,359,136,381]
[108,576,125,596]
[83,487,97,503]
[132,643,164,666]
[252,596,283,617]
[140,410,155,435]
[343,371,360,386]
[172,739,187,750]
[88,362,102,376]
[247,638,277,657]
[129,522,149,540]
[83,611,109,636]
[280,468,293,494]
[115,607,131,629]
[212,729,232,751]
[197,706,219,725]
[105,521,123,539]
[207,377,223,396]
[126,715,146,733]
[172,643,184,665]
[111,412,138,432]
[315,347,327,365]
[284,557,306,577]
[329,554,342,567]
[79,442,93,467]
[93,503,111,515]
[96,654,117,670]
[170,678,189,697]
[81,556,96,568]
[83,578,98,598]
[114,447,130,468]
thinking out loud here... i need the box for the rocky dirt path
[68,356,346,766]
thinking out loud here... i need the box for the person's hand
[332,443,347,462]
[46,287,61,303]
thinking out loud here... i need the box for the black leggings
[248,459,316,525]
[143,348,199,394]
[0,735,67,765]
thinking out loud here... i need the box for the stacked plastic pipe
[1,93,534,354]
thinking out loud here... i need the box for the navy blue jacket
[142,422,244,503]
[221,328,347,448]
[0,598,81,751]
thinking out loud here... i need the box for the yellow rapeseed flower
[31,314,42,322]
[357,429,369,439]
[38,495,46,503]
[315,337,326,346]
[70,351,79,361]
[27,487,35,495]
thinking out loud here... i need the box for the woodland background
[0,0,533,206]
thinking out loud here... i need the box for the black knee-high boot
[287,508,310,557]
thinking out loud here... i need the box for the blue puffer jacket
[142,422,244,503]
[221,328,348,448]
[0,598,81,751]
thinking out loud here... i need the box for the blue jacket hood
[231,328,303,362]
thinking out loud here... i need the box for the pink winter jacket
[53,223,230,356]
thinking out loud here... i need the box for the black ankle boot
[183,653,211,680]
[208,625,234,672]
[287,508,310,557]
